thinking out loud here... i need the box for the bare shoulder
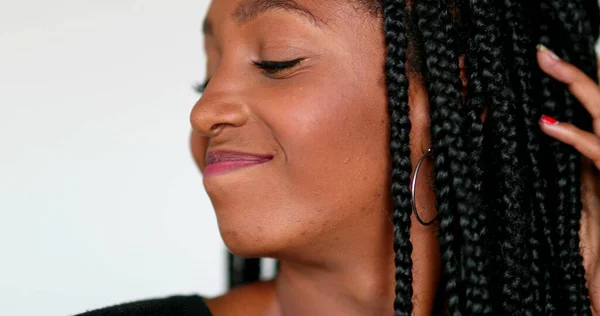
[204,280,279,316]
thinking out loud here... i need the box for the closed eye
[192,58,305,94]
[253,58,305,75]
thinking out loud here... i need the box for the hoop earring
[410,148,438,226]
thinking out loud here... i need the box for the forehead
[204,0,377,31]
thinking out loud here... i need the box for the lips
[203,150,273,177]
[206,151,273,165]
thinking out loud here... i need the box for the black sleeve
[73,295,213,316]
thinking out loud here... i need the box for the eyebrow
[203,0,321,36]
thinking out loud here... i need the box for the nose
[190,86,249,138]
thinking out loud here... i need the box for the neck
[271,211,439,316]
[275,256,395,316]
[273,211,398,316]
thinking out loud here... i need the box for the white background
[1,1,599,316]
[0,1,223,315]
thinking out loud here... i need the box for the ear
[407,72,432,155]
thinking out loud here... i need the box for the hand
[537,45,600,314]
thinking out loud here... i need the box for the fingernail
[540,114,559,125]
[536,44,561,60]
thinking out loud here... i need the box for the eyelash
[253,58,304,74]
[193,81,209,94]
[193,58,304,94]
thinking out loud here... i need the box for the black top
[73,295,213,316]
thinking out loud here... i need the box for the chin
[216,218,286,259]
[218,222,328,264]
[219,230,281,259]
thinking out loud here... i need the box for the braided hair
[228,0,600,314]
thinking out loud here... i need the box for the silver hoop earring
[410,148,438,226]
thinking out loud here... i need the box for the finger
[537,44,600,120]
[540,115,600,169]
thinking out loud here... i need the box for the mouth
[204,151,273,177]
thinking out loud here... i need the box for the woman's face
[190,0,435,259]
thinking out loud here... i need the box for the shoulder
[204,281,279,316]
[74,294,212,316]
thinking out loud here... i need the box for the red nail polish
[541,115,558,125]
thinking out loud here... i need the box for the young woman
[77,0,600,315]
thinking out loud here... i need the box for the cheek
[210,61,389,255]
[262,73,391,226]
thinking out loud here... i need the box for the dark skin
[190,0,439,315]
[189,0,600,315]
